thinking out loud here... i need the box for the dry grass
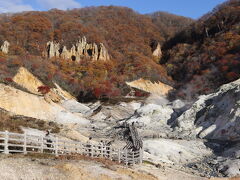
[0,108,60,133]
[4,153,56,160]
[3,153,122,170]
[56,154,121,167]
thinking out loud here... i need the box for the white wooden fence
[0,131,143,165]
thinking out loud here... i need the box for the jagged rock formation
[98,43,110,61]
[152,43,162,59]
[0,41,10,54]
[46,37,110,61]
[175,78,240,141]
[126,78,173,96]
[47,41,60,58]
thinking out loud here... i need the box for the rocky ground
[0,154,210,180]
[0,68,239,179]
[79,79,240,179]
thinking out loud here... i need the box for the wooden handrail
[0,130,143,165]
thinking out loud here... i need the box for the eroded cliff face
[0,82,90,125]
[126,78,173,96]
[0,83,57,120]
[175,78,240,141]
[0,41,10,54]
[13,67,44,95]
[46,37,110,61]
[13,67,75,102]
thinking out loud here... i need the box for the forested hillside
[161,0,240,99]
[0,1,239,101]
[0,6,191,100]
[149,11,194,40]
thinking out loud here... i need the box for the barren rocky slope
[0,67,239,179]
[175,78,240,141]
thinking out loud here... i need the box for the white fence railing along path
[0,131,143,165]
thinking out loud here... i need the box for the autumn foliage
[161,0,240,99]
[38,86,51,94]
[0,3,239,101]
[0,6,188,100]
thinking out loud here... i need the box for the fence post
[55,137,58,157]
[4,131,9,154]
[125,149,128,166]
[109,146,112,160]
[118,148,121,163]
[63,142,66,154]
[140,148,143,164]
[132,150,135,165]
[23,132,27,154]
[79,143,83,155]
[100,143,103,157]
[75,143,77,154]
[40,135,44,153]
[91,144,93,157]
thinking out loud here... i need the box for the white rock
[175,78,240,140]
[61,100,91,115]
[198,124,217,139]
[129,102,142,110]
[21,127,46,137]
[136,104,172,118]
[172,99,185,109]
[55,110,90,125]
[219,159,240,177]
[0,41,10,54]
[152,43,162,59]
[143,139,212,165]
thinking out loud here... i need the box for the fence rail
[0,131,143,165]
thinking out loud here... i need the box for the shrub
[38,85,51,94]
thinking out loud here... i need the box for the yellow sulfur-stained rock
[13,67,44,95]
[126,78,173,96]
